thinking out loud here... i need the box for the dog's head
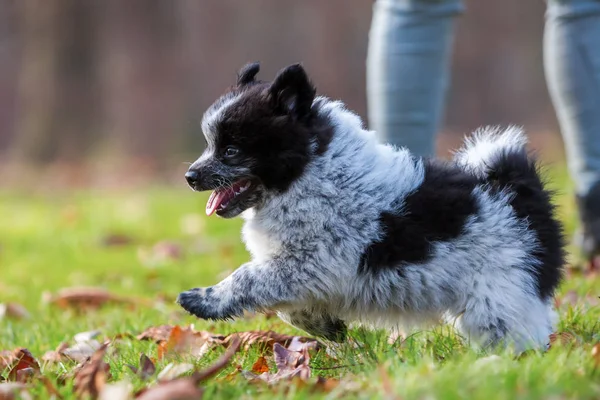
[186,62,331,218]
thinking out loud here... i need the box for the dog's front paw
[176,287,240,320]
[177,287,219,320]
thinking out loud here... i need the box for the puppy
[178,63,564,351]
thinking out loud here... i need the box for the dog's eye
[224,146,240,158]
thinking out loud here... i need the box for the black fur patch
[485,150,565,299]
[211,64,333,193]
[237,62,261,86]
[360,160,479,273]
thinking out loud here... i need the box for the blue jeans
[367,0,600,198]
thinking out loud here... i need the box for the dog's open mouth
[206,179,253,216]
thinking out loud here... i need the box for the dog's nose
[185,170,199,187]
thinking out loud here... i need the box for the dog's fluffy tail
[456,126,564,300]
[454,126,541,189]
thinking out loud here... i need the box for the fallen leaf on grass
[0,350,14,371]
[42,342,70,363]
[15,368,35,383]
[223,330,318,352]
[44,287,136,310]
[63,340,102,363]
[193,334,241,383]
[157,363,194,381]
[101,234,134,247]
[136,325,174,343]
[251,356,270,374]
[7,349,40,382]
[0,303,30,320]
[135,376,203,400]
[127,354,156,381]
[99,381,132,400]
[73,343,111,399]
[43,331,103,364]
[287,336,319,352]
[136,336,241,400]
[243,343,311,384]
[157,326,221,361]
[273,343,310,380]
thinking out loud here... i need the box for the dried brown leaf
[155,326,223,361]
[243,342,311,385]
[0,303,30,320]
[273,343,310,380]
[42,342,70,363]
[223,330,317,352]
[135,377,203,400]
[99,381,132,400]
[7,349,40,382]
[0,350,15,371]
[15,368,35,383]
[45,287,134,310]
[136,325,174,343]
[134,335,241,400]
[73,343,111,399]
[101,234,134,247]
[193,335,241,383]
[62,340,102,363]
[156,363,194,381]
[127,354,156,381]
[287,337,319,352]
[251,356,270,374]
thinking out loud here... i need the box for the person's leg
[544,0,600,261]
[366,0,463,156]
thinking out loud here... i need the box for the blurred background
[0,0,564,188]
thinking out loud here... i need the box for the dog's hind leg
[452,287,554,352]
[278,309,348,342]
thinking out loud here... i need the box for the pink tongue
[206,189,231,216]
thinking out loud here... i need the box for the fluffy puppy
[178,62,564,351]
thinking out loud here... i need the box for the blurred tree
[13,0,99,163]
[98,0,186,162]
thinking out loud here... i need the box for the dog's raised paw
[176,288,211,318]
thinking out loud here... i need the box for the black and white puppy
[178,63,564,351]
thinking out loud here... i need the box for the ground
[1,166,599,399]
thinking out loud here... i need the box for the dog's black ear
[268,63,316,119]
[237,62,260,86]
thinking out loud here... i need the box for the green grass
[1,166,600,399]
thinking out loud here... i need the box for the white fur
[454,125,528,178]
